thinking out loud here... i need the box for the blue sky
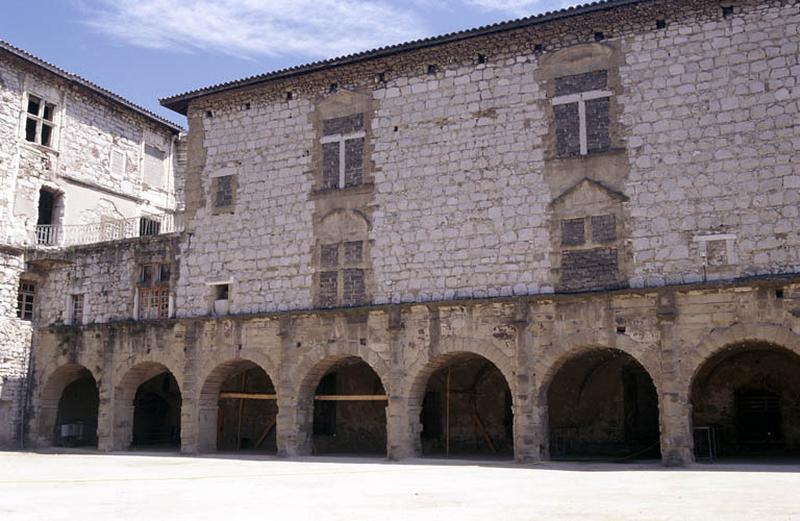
[0,0,579,125]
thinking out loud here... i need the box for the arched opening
[132,371,182,448]
[306,357,387,456]
[417,353,513,459]
[691,343,800,461]
[547,349,660,461]
[39,364,99,447]
[114,363,182,450]
[198,360,278,453]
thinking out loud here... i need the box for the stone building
[6,0,800,465]
[0,40,183,447]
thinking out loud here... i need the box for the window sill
[311,182,374,199]
[19,140,59,156]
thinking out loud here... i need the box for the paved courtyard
[0,452,798,520]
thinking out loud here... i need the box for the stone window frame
[135,262,172,320]
[551,85,613,157]
[16,281,35,321]
[206,279,233,316]
[110,148,126,178]
[318,240,368,308]
[320,125,366,190]
[22,92,58,150]
[694,233,737,267]
[67,293,85,326]
[210,173,237,214]
[142,143,167,189]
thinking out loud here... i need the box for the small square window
[215,284,229,301]
[213,175,236,211]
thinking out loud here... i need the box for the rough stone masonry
[3,0,800,466]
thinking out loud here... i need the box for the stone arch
[688,324,800,459]
[538,341,661,403]
[291,352,389,456]
[113,361,182,450]
[318,208,371,234]
[410,350,515,458]
[407,336,515,399]
[196,358,278,452]
[687,323,800,388]
[541,345,661,460]
[36,364,99,447]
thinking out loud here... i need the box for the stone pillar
[385,309,416,460]
[512,302,543,463]
[276,394,312,457]
[179,322,198,454]
[656,291,693,466]
[95,384,114,452]
[658,382,694,466]
[386,395,416,460]
[97,329,116,451]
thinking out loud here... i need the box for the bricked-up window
[24,94,57,148]
[318,240,367,307]
[320,113,365,190]
[211,174,236,213]
[70,294,84,325]
[551,70,612,157]
[16,282,35,321]
[560,214,619,291]
[143,144,166,188]
[137,263,170,320]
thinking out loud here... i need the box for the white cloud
[464,0,581,17]
[80,0,428,59]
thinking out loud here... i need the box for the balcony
[34,213,183,247]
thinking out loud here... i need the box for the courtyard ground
[0,451,798,520]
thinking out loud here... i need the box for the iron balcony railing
[34,212,183,247]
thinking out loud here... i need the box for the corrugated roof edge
[160,0,651,115]
[0,39,183,132]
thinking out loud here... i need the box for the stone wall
[0,50,181,247]
[26,276,800,464]
[30,235,180,326]
[175,0,800,314]
[0,248,32,447]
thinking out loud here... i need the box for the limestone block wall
[0,249,32,447]
[0,50,181,246]
[31,235,180,326]
[27,277,800,464]
[622,0,800,286]
[176,93,316,317]
[174,0,800,315]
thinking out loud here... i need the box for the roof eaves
[0,39,183,132]
[160,0,650,115]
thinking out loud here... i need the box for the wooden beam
[219,392,387,401]
[220,392,277,400]
[314,395,388,401]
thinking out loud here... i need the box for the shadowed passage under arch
[547,349,660,461]
[308,357,387,456]
[418,353,513,459]
[39,364,99,447]
[691,342,800,460]
[199,360,278,453]
[114,362,182,450]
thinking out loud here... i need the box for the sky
[0,0,581,125]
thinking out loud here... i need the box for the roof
[160,0,651,115]
[0,39,183,132]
